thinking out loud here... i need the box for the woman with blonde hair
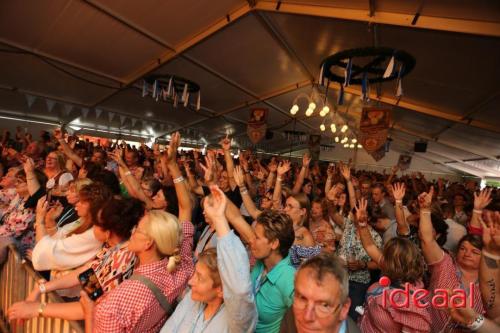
[80,132,195,333]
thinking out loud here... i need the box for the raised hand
[165,132,180,164]
[46,201,64,222]
[418,186,434,209]
[474,188,492,210]
[326,184,341,203]
[200,154,215,183]
[23,157,35,174]
[219,134,231,151]
[339,163,351,180]
[53,127,64,140]
[482,211,500,256]
[204,185,228,220]
[354,198,368,227]
[109,150,126,167]
[391,182,406,201]
[302,153,311,167]
[277,160,291,176]
[36,196,49,219]
[233,166,245,187]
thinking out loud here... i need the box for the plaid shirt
[94,221,194,333]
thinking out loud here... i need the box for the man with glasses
[280,253,360,333]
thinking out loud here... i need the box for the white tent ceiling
[0,0,499,178]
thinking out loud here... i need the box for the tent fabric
[0,0,499,178]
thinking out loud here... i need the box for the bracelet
[38,302,47,317]
[420,209,431,215]
[39,281,47,294]
[473,209,483,214]
[482,250,500,261]
[124,171,132,176]
[467,314,485,331]
[276,177,283,182]
[173,176,185,184]
[395,200,403,204]
[240,188,248,195]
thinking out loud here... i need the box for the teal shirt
[251,255,296,333]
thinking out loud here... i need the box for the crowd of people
[0,126,499,333]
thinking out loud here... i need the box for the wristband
[473,209,483,215]
[395,200,403,204]
[276,177,283,182]
[124,171,132,176]
[38,302,47,317]
[420,209,431,215]
[482,250,500,261]
[39,281,47,294]
[240,188,248,195]
[467,314,484,331]
[173,176,185,184]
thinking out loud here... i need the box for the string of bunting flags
[141,74,201,111]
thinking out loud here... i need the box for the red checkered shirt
[428,251,484,333]
[93,221,194,333]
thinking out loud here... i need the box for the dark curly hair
[96,197,145,239]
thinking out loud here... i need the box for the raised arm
[471,188,492,230]
[24,157,41,196]
[479,211,500,320]
[165,132,192,222]
[384,165,399,187]
[54,128,83,167]
[225,198,256,246]
[339,163,357,210]
[392,182,410,236]
[417,187,443,264]
[292,153,311,194]
[325,163,335,194]
[273,160,290,210]
[355,197,383,264]
[234,165,261,220]
[239,152,256,197]
[220,135,237,190]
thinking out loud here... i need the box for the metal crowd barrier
[0,244,84,333]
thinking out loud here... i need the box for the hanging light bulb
[321,106,330,116]
[290,104,299,115]
[341,124,348,133]
[330,124,337,133]
[357,144,363,148]
[341,137,348,144]
[334,136,339,143]
[352,138,357,143]
[343,143,349,148]
[349,144,355,148]
[305,108,314,117]
[309,102,316,110]
[320,124,326,131]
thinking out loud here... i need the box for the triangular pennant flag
[167,77,173,97]
[362,72,369,102]
[182,83,188,102]
[142,80,148,97]
[25,94,37,108]
[95,108,102,119]
[64,104,73,116]
[183,92,190,107]
[344,58,353,87]
[383,56,395,78]
[196,91,201,111]
[337,83,344,105]
[46,99,56,112]
[119,115,126,126]
[81,108,89,119]
[108,112,115,123]
[131,118,138,128]
[318,63,324,86]
[396,64,404,97]
[152,80,159,99]
[173,91,178,108]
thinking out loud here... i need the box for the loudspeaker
[414,141,427,153]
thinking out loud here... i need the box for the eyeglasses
[293,293,341,318]
[131,226,149,237]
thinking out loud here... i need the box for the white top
[31,220,102,271]
[46,172,74,190]
[443,218,467,253]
